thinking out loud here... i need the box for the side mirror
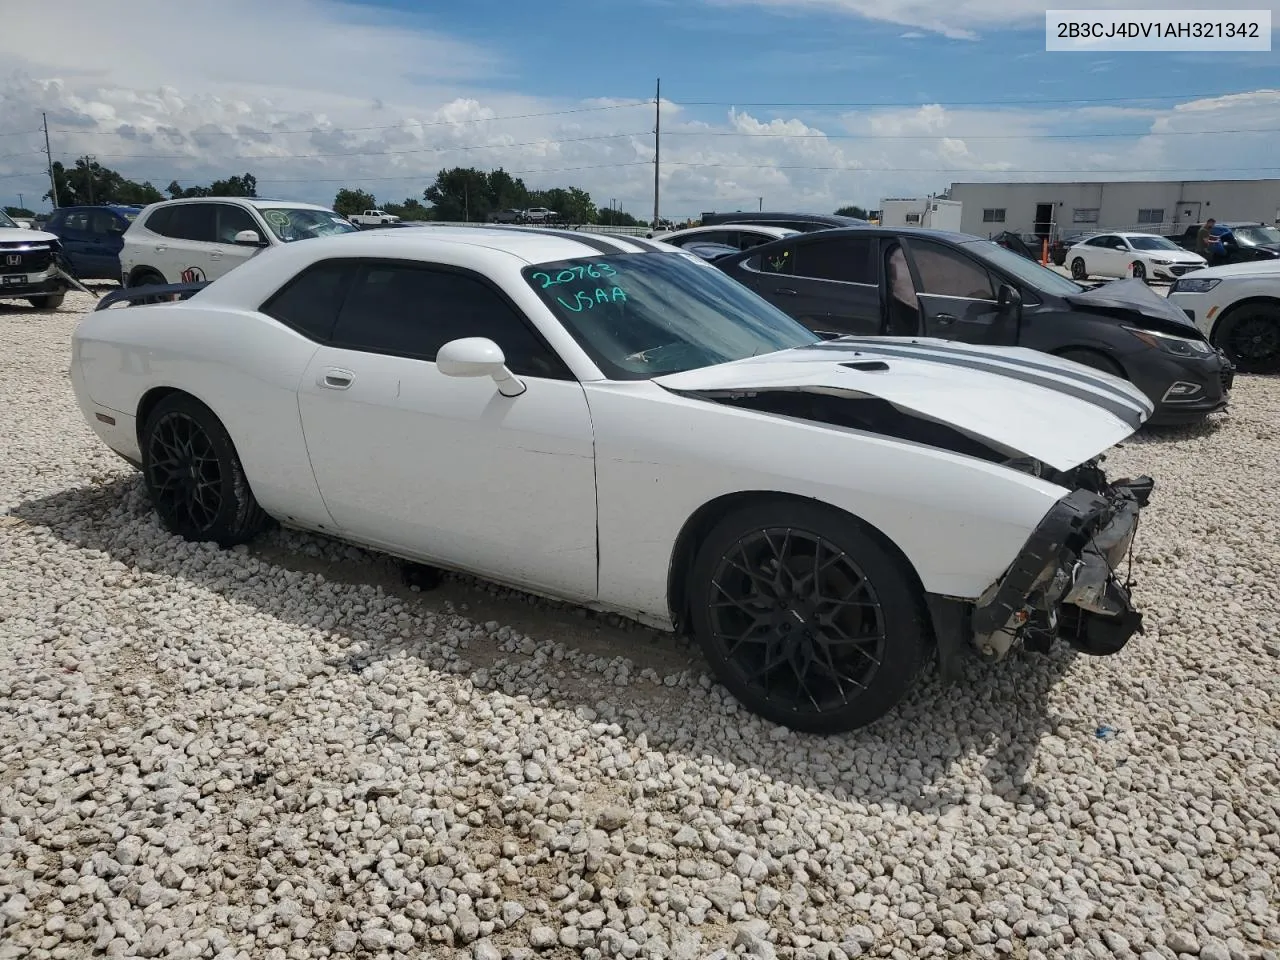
[234,229,264,246]
[436,337,526,397]
[998,283,1022,312]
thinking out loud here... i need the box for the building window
[905,212,921,224]
[1072,208,1100,223]
[1137,208,1165,224]
[982,208,1006,223]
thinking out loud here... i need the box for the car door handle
[210,252,222,261]
[154,244,166,253]
[319,368,354,390]
[773,287,799,296]
[935,313,958,325]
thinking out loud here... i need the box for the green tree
[835,205,871,219]
[46,159,164,207]
[333,188,377,217]
[166,172,257,200]
[424,167,495,222]
[596,206,638,227]
[4,206,35,218]
[383,197,432,221]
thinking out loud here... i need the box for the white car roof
[1114,232,1176,239]
[655,224,798,241]
[135,197,336,212]
[186,226,676,307]
[1177,259,1280,280]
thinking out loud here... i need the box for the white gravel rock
[0,296,1278,960]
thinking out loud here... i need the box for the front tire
[688,501,929,734]
[1071,257,1088,280]
[28,293,65,310]
[1131,261,1147,281]
[1214,303,1280,373]
[140,393,269,546]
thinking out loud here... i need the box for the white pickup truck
[348,209,401,226]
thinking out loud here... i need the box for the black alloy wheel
[141,394,269,545]
[1216,305,1280,373]
[689,502,928,734]
[1071,258,1088,280]
[1131,261,1147,281]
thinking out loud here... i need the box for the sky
[2,0,1279,221]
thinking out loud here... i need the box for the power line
[662,126,1280,142]
[668,90,1273,107]
[36,102,653,139]
[663,161,1280,173]
[73,132,651,162]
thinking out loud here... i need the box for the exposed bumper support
[967,475,1152,662]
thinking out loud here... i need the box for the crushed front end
[969,460,1154,661]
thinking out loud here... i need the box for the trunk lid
[654,337,1154,471]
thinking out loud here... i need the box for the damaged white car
[71,227,1156,733]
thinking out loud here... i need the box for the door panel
[748,237,881,337]
[297,349,598,599]
[903,238,1008,345]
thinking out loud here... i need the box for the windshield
[523,252,817,379]
[1231,225,1280,246]
[0,210,17,228]
[1128,236,1180,251]
[258,207,358,243]
[961,239,1085,295]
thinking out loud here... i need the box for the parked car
[1167,260,1280,372]
[72,226,1155,733]
[120,197,358,288]
[0,208,68,309]
[1170,221,1280,265]
[1066,232,1207,282]
[652,224,799,252]
[349,209,400,226]
[488,209,524,224]
[523,207,557,223]
[42,204,143,282]
[693,211,868,235]
[714,226,1232,425]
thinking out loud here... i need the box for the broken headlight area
[970,464,1153,661]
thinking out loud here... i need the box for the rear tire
[140,393,270,547]
[28,293,65,310]
[1070,258,1088,280]
[1214,303,1280,373]
[1058,347,1127,380]
[687,500,930,734]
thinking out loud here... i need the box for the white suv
[121,197,357,287]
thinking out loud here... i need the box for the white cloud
[704,0,1280,41]
[2,1,1279,219]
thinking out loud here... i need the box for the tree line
[16,157,876,225]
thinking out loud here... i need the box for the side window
[792,237,875,284]
[89,210,118,235]
[1086,235,1113,248]
[738,232,775,250]
[45,211,65,230]
[213,205,260,244]
[671,231,727,248]
[758,245,795,274]
[145,207,174,237]
[330,263,570,379]
[260,261,354,342]
[166,204,216,242]
[908,241,996,300]
[63,211,91,232]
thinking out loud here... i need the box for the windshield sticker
[263,210,291,227]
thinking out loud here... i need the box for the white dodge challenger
[71,226,1156,733]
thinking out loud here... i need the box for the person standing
[1195,218,1219,263]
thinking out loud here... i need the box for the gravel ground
[1,292,1278,960]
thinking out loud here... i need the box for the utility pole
[652,78,660,231]
[82,155,96,205]
[759,197,763,212]
[43,113,58,209]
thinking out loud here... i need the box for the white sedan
[1066,232,1207,282]
[1168,259,1280,372]
[73,226,1156,733]
[650,223,798,252]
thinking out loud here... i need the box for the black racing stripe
[508,226,633,255]
[614,234,668,253]
[805,337,1150,412]
[809,343,1148,425]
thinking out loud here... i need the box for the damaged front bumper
[967,474,1153,660]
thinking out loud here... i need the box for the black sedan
[714,227,1233,426]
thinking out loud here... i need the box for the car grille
[1221,365,1235,393]
[0,246,54,272]
[1168,264,1195,276]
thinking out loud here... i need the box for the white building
[878,197,963,231]
[948,179,1280,241]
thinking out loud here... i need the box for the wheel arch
[135,386,227,450]
[665,490,933,641]
[1208,295,1280,345]
[1049,344,1128,380]
[126,264,166,286]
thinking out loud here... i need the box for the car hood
[1064,278,1205,336]
[1135,248,1205,263]
[0,226,59,245]
[1175,259,1280,282]
[654,337,1154,471]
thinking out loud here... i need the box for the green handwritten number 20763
[531,263,618,288]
